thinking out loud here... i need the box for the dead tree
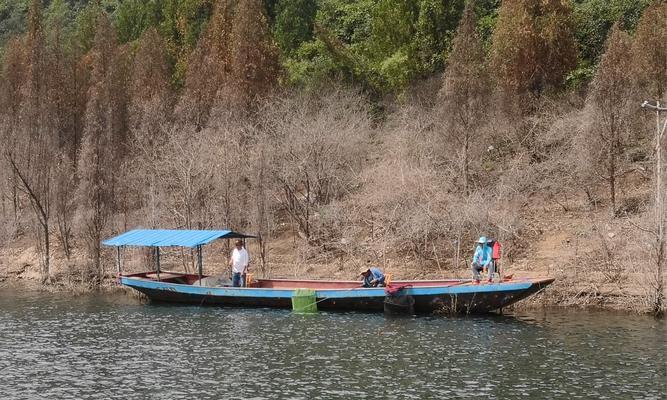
[439,2,489,195]
[641,100,667,316]
[5,152,52,282]
[4,0,57,282]
[586,24,633,216]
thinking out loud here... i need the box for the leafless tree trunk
[643,100,667,315]
[587,24,633,217]
[462,131,470,196]
[54,157,75,260]
[440,3,489,196]
[6,152,52,282]
[254,146,270,275]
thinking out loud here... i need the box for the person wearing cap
[471,236,494,284]
[229,239,250,287]
[360,266,385,288]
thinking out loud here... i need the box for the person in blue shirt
[471,236,494,284]
[360,266,385,287]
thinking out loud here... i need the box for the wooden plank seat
[145,272,184,281]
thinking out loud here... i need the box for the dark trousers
[232,272,246,287]
[472,261,494,281]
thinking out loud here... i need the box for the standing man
[471,236,494,284]
[229,239,249,287]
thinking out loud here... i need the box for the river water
[0,288,665,400]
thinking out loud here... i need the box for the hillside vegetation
[0,0,666,314]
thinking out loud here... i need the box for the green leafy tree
[573,0,652,65]
[474,0,500,45]
[72,1,102,54]
[273,0,461,91]
[155,0,212,85]
[282,0,373,88]
[263,0,279,22]
[415,0,465,75]
[316,0,374,45]
[273,0,317,57]
[113,0,161,44]
[0,0,30,46]
[365,0,419,90]
[44,0,72,50]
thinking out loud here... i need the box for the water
[0,289,665,400]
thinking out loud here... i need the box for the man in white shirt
[229,239,250,287]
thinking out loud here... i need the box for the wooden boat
[103,229,554,314]
[120,271,554,314]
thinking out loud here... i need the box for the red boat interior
[123,271,543,289]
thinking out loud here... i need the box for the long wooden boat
[103,229,555,314]
[119,271,554,314]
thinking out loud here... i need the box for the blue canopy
[102,229,256,248]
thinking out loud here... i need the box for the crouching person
[471,236,494,284]
[360,266,385,288]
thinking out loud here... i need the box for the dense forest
[0,0,657,91]
[0,0,666,313]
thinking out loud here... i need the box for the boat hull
[120,274,554,314]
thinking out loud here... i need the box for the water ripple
[0,289,665,399]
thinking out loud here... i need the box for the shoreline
[1,271,659,317]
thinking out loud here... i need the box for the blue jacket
[363,267,385,287]
[472,245,492,267]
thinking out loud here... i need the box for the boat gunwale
[120,274,547,299]
[121,270,554,289]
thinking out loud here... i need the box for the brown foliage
[177,0,280,126]
[177,0,234,128]
[76,13,129,279]
[632,2,667,100]
[490,0,577,109]
[2,0,62,282]
[0,37,27,147]
[227,0,281,109]
[126,28,174,229]
[439,2,490,195]
[585,24,634,215]
[260,89,371,244]
[0,1,664,313]
[129,27,173,127]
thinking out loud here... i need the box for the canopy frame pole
[197,245,203,285]
[116,246,122,279]
[155,247,161,281]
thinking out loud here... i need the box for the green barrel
[291,288,318,313]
